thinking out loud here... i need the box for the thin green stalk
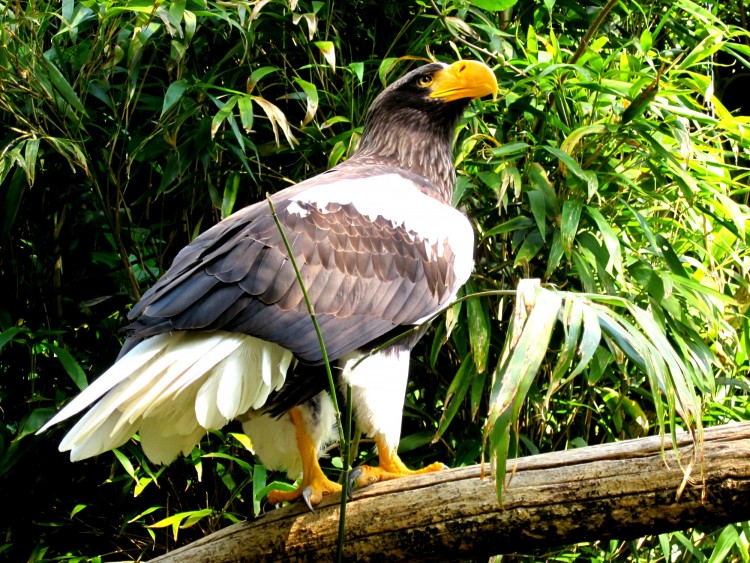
[337,384,353,563]
[266,196,349,560]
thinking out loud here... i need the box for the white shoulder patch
[290,173,475,290]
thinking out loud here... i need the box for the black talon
[347,467,363,499]
[301,486,316,513]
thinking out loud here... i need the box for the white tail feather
[58,333,230,449]
[39,334,177,433]
[118,335,242,427]
[44,331,293,464]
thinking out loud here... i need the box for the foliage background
[1,0,749,560]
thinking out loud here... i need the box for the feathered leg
[242,391,340,509]
[265,406,341,509]
[340,342,446,491]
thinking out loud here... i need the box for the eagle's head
[353,60,498,201]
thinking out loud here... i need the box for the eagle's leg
[266,406,341,508]
[340,341,447,491]
[350,434,446,488]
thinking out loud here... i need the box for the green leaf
[162,79,187,116]
[546,228,564,275]
[585,206,622,275]
[398,430,434,453]
[229,432,253,450]
[527,189,547,241]
[569,299,602,378]
[528,163,560,219]
[314,41,336,70]
[469,0,518,11]
[541,145,598,200]
[486,282,562,499]
[237,96,254,132]
[482,216,534,238]
[514,231,544,267]
[559,124,607,156]
[50,345,88,391]
[707,524,739,563]
[42,55,87,115]
[378,58,400,86]
[348,62,364,84]
[465,281,490,373]
[293,77,319,125]
[112,449,136,481]
[0,327,26,352]
[549,296,583,384]
[560,199,583,260]
[655,234,688,278]
[435,353,476,441]
[201,452,252,475]
[210,95,238,138]
[69,504,87,519]
[491,142,531,159]
[221,172,240,219]
[429,320,447,370]
[640,28,653,52]
[247,66,278,93]
[252,464,267,517]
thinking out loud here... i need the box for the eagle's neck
[348,107,462,205]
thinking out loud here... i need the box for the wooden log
[151,422,750,562]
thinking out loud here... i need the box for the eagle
[39,59,497,509]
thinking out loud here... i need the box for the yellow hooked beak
[429,60,498,102]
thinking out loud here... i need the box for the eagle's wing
[125,164,474,363]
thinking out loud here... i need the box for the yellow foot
[265,406,343,511]
[349,435,447,491]
[267,475,341,511]
[350,460,446,488]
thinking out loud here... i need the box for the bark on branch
[151,422,750,562]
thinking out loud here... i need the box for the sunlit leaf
[465,281,490,373]
[252,96,297,147]
[50,345,88,391]
[162,79,187,116]
[315,41,336,70]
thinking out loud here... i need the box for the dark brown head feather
[343,62,474,204]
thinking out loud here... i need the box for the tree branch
[151,422,750,562]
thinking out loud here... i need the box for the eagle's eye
[416,74,434,88]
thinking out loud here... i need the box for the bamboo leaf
[210,95,238,138]
[527,189,547,241]
[586,206,622,275]
[569,298,602,378]
[221,172,240,219]
[252,96,297,147]
[293,77,319,125]
[435,353,476,441]
[465,281,490,373]
[528,163,561,220]
[237,95,254,132]
[50,345,88,391]
[486,282,562,499]
[42,56,87,115]
[315,41,336,70]
[560,199,583,260]
[541,145,598,199]
[162,79,187,116]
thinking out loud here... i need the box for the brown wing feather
[124,167,462,364]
